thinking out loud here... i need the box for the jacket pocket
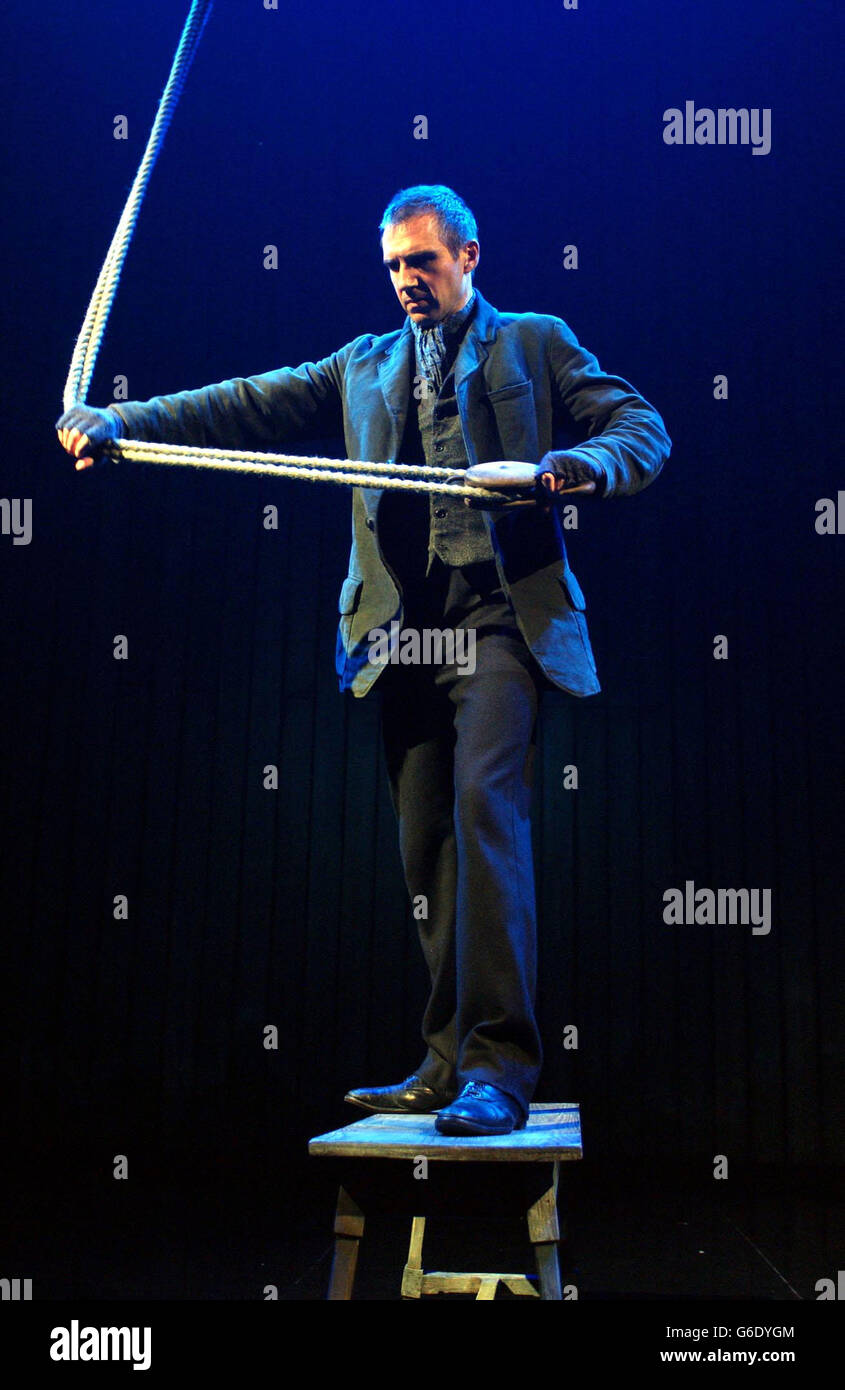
[338,576,363,615]
[558,569,586,611]
[485,381,538,463]
[485,380,533,404]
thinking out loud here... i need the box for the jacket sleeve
[110,338,367,451]
[540,318,672,498]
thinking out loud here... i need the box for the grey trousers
[378,556,550,1115]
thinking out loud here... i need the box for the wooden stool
[308,1102,581,1300]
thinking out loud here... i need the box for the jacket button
[434,507,447,518]
[366,518,375,530]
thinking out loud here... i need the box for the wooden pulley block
[458,461,596,508]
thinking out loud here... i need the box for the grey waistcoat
[417,362,494,568]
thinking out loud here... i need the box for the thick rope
[105,440,515,500]
[62,0,514,505]
[63,0,214,411]
[110,442,462,480]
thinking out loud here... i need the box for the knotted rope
[61,0,512,505]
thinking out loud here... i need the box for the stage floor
[2,1154,839,1302]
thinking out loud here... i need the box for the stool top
[308,1102,582,1162]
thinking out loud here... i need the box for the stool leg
[527,1163,562,1301]
[327,1185,365,1301]
[400,1216,426,1299]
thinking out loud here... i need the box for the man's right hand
[56,405,124,471]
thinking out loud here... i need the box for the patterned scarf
[410,290,477,396]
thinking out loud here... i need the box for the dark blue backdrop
[1,0,843,1265]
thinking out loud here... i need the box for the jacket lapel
[454,292,497,466]
[454,290,497,393]
[377,322,414,460]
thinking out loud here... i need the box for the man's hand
[462,460,596,508]
[535,466,596,499]
[56,405,124,471]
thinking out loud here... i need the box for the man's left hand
[462,460,596,508]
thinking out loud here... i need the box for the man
[57,185,671,1136]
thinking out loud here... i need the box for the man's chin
[406,305,440,328]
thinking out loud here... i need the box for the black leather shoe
[344,1074,456,1115]
[434,1082,528,1136]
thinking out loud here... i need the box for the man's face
[381,212,479,328]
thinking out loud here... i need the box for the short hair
[379,184,479,258]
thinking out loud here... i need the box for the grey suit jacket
[113,289,671,698]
